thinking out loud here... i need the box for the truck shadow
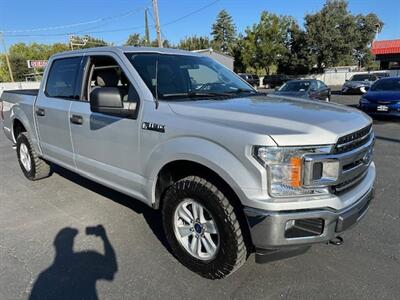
[51,165,169,250]
[29,225,117,300]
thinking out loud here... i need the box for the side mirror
[90,87,135,117]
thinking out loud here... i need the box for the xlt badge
[142,122,165,133]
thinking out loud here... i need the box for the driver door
[69,53,143,197]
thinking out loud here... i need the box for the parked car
[1,47,375,279]
[274,79,331,101]
[372,72,390,79]
[342,74,379,94]
[359,77,400,117]
[263,74,290,89]
[238,73,260,88]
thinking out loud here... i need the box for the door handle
[36,108,45,117]
[70,115,83,125]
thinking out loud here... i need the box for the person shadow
[29,225,118,300]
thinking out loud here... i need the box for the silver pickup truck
[1,47,375,279]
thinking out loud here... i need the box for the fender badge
[142,122,165,133]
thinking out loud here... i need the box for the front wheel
[162,176,247,279]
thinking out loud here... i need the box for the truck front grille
[334,124,372,154]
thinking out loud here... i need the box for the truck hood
[168,95,371,146]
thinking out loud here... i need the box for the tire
[16,132,51,181]
[162,176,247,279]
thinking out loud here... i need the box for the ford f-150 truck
[1,47,375,279]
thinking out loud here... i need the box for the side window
[317,80,326,89]
[310,81,318,90]
[88,56,139,103]
[45,57,81,98]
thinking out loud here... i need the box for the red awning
[371,39,400,55]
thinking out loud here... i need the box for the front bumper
[359,102,400,117]
[244,187,374,249]
[342,86,368,94]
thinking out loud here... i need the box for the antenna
[155,56,159,109]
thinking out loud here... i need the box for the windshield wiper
[160,91,232,99]
[226,88,257,94]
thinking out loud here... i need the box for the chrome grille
[334,125,372,154]
[303,124,374,193]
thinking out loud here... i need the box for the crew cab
[1,47,375,279]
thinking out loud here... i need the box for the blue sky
[0,0,399,48]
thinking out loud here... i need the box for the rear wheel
[16,133,51,180]
[162,176,247,279]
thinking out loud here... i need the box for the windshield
[371,78,400,91]
[125,53,255,100]
[279,81,311,92]
[350,74,377,81]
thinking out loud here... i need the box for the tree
[125,33,146,46]
[241,12,292,74]
[71,35,108,49]
[211,10,236,54]
[278,21,314,75]
[0,42,70,82]
[305,0,383,71]
[177,36,211,51]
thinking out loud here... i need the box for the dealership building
[371,39,400,69]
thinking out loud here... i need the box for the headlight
[254,146,331,197]
[359,97,370,104]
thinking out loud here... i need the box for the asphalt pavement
[0,89,399,300]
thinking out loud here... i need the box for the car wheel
[16,132,51,180]
[162,176,247,279]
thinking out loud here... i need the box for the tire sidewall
[162,179,241,277]
[16,133,36,180]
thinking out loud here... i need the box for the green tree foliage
[71,35,108,48]
[305,0,382,71]
[278,21,314,75]
[0,42,69,82]
[177,36,211,51]
[125,33,146,46]
[211,9,236,54]
[241,12,292,74]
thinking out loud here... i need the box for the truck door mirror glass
[90,87,136,118]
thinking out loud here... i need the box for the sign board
[27,60,48,69]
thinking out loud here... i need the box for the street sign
[27,60,48,69]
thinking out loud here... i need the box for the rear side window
[45,57,81,98]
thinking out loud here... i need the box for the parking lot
[0,88,399,300]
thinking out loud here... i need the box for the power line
[3,0,220,38]
[2,2,151,35]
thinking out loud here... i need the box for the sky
[0,0,399,49]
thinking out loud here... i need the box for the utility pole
[144,8,150,46]
[152,0,162,47]
[0,32,14,82]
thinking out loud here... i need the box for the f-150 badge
[142,122,165,133]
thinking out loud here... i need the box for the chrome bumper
[244,187,374,249]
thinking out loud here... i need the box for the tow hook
[329,236,344,245]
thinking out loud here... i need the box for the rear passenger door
[35,56,83,167]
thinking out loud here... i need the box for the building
[371,39,400,70]
[192,48,234,70]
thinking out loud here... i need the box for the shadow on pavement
[29,225,117,300]
[52,165,168,250]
